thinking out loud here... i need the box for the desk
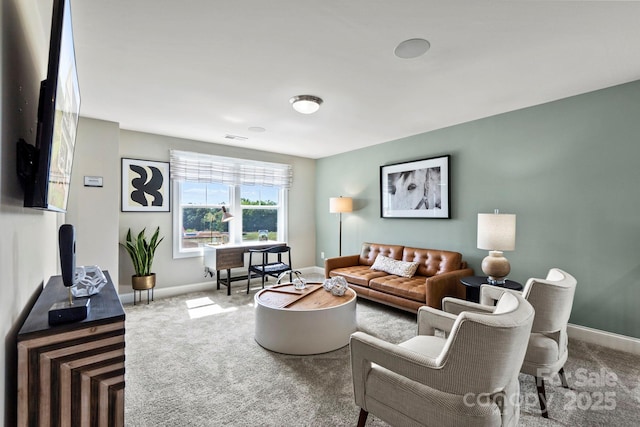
[460,276,523,303]
[204,241,285,295]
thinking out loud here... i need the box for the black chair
[247,246,292,293]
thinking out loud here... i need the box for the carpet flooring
[124,280,640,426]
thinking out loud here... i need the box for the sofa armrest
[424,267,474,309]
[324,254,361,278]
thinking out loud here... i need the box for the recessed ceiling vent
[224,134,248,141]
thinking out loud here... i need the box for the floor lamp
[329,196,353,256]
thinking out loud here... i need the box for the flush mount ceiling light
[289,95,323,114]
[394,38,431,59]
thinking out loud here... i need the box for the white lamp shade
[477,213,516,251]
[329,197,353,213]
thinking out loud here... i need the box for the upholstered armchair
[447,268,577,418]
[350,291,534,427]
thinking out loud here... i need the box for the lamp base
[481,250,511,285]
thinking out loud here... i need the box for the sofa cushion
[403,247,463,277]
[329,265,389,287]
[371,254,419,278]
[359,243,405,266]
[369,275,426,302]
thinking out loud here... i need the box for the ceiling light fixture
[394,38,431,59]
[289,95,323,114]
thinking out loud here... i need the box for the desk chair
[247,245,292,294]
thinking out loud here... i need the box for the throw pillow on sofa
[370,254,419,278]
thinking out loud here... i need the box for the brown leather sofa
[324,242,473,312]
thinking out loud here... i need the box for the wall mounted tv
[23,0,81,212]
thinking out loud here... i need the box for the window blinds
[169,150,293,188]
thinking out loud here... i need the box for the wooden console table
[17,271,125,427]
[203,241,285,295]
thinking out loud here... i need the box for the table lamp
[329,196,353,256]
[477,210,516,285]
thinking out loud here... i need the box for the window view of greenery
[180,182,230,248]
[179,182,281,248]
[182,207,229,248]
[241,185,279,241]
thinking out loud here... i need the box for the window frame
[172,181,288,259]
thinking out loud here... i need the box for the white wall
[66,117,120,279]
[117,129,317,293]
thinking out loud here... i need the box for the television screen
[24,0,80,212]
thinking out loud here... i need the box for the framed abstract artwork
[121,158,170,212]
[380,155,450,219]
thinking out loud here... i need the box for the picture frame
[121,158,170,212]
[380,155,450,219]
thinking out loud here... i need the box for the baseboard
[118,266,325,305]
[567,323,640,355]
[119,280,215,305]
[118,267,640,356]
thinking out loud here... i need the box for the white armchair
[448,268,577,418]
[350,291,534,427]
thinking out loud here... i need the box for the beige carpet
[124,281,640,426]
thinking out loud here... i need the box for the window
[174,182,231,256]
[170,150,292,258]
[241,185,281,242]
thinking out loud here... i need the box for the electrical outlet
[321,251,325,259]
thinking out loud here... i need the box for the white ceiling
[64,1,640,159]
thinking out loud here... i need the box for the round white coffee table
[254,283,357,355]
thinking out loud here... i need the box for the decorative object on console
[380,155,450,219]
[71,265,108,297]
[49,224,90,325]
[477,209,516,285]
[258,229,269,241]
[120,226,164,304]
[329,196,352,256]
[121,158,170,212]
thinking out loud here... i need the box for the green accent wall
[316,80,640,338]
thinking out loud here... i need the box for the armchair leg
[558,367,570,389]
[535,376,549,418]
[357,409,368,427]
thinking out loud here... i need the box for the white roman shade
[170,150,293,188]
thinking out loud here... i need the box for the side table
[460,276,523,303]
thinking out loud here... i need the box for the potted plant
[120,227,164,290]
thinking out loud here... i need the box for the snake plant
[120,227,164,276]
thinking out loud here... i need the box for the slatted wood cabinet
[17,271,125,426]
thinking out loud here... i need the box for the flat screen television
[23,0,81,212]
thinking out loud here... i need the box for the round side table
[460,276,523,303]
